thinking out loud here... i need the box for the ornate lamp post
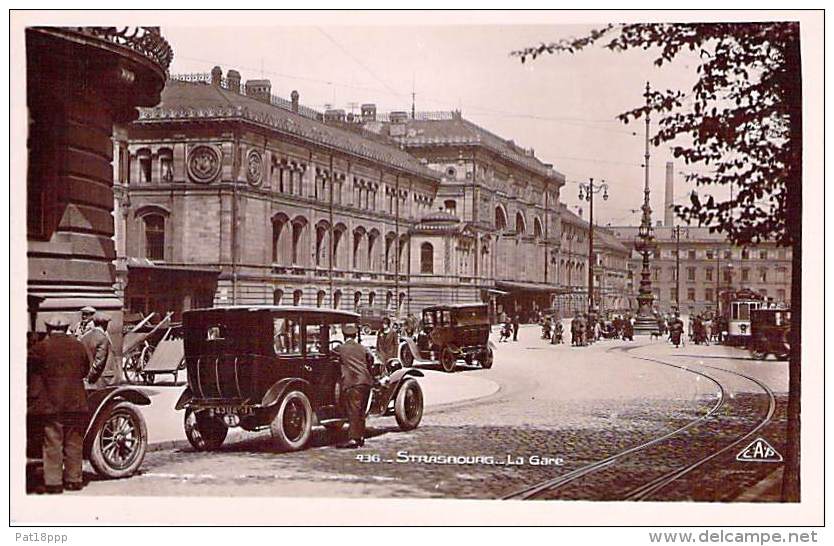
[578,178,608,313]
[633,82,659,335]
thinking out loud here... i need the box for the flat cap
[80,306,96,314]
[44,317,69,329]
[341,323,358,336]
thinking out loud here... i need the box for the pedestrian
[669,313,685,348]
[376,317,399,365]
[334,323,375,449]
[570,313,579,346]
[27,317,91,494]
[512,313,520,342]
[80,313,112,387]
[70,306,96,339]
[577,313,587,346]
[622,314,634,341]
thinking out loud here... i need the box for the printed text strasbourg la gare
[356,451,565,466]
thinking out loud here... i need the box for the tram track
[502,343,776,501]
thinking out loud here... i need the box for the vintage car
[175,306,424,452]
[399,303,495,373]
[27,386,151,480]
[749,308,791,360]
[355,305,396,334]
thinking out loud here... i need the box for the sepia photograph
[9,8,825,529]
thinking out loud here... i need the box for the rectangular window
[304,324,328,355]
[670,288,678,301]
[777,289,786,301]
[759,269,768,282]
[688,250,696,260]
[273,318,301,355]
[723,270,732,283]
[724,250,733,259]
[670,268,677,281]
[742,268,749,281]
[706,250,714,260]
[760,250,768,260]
[704,288,714,302]
[742,249,750,260]
[687,267,696,281]
[687,288,696,301]
[705,267,713,281]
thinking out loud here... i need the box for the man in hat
[81,313,112,386]
[334,323,375,449]
[70,306,96,339]
[28,317,91,494]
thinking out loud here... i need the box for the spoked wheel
[184,409,228,451]
[395,379,423,431]
[270,390,313,451]
[480,347,494,369]
[122,348,149,385]
[89,401,148,479]
[400,345,414,368]
[440,348,457,373]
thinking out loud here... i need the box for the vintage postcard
[9,9,825,529]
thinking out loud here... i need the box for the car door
[301,321,340,409]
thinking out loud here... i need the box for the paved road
[72,327,788,500]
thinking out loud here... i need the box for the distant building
[609,225,792,315]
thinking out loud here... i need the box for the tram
[719,288,765,346]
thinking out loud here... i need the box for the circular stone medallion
[187,145,221,183]
[246,150,263,186]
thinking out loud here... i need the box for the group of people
[569,311,635,347]
[497,312,521,343]
[27,306,114,494]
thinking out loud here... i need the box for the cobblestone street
[72,327,788,501]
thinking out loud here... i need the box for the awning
[495,281,570,294]
[483,288,509,296]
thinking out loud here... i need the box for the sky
[162,22,726,227]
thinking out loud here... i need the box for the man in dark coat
[512,313,520,342]
[28,318,91,493]
[335,323,375,449]
[80,313,111,387]
[376,317,399,365]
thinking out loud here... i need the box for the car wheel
[400,345,414,368]
[480,347,494,369]
[184,409,228,451]
[89,401,148,479]
[270,390,313,451]
[440,348,456,373]
[122,353,144,385]
[362,324,372,335]
[395,379,423,431]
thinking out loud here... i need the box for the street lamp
[674,225,690,313]
[578,178,608,313]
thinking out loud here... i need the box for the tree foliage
[512,23,801,247]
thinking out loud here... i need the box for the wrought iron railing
[68,26,173,74]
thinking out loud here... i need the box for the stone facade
[609,225,793,315]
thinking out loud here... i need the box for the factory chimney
[664,161,674,227]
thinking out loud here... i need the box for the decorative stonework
[246,150,263,186]
[187,145,221,183]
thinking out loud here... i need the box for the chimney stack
[211,66,223,87]
[226,70,241,94]
[664,161,674,227]
[361,103,377,122]
[291,90,299,113]
[245,79,272,103]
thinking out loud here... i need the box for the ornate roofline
[136,105,442,182]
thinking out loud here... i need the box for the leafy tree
[513,22,801,501]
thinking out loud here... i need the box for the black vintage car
[750,308,791,360]
[399,303,494,373]
[176,306,424,452]
[27,386,151,480]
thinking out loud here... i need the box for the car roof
[184,305,360,320]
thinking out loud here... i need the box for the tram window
[739,303,750,321]
[732,303,739,320]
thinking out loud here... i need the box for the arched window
[352,228,365,270]
[420,242,434,274]
[367,229,379,272]
[291,218,307,265]
[333,290,342,309]
[534,217,544,239]
[273,289,283,305]
[515,212,526,235]
[136,148,152,184]
[292,289,303,306]
[272,215,288,263]
[353,291,362,310]
[386,291,393,309]
[332,224,346,269]
[143,214,165,261]
[315,223,329,267]
[384,233,396,272]
[316,290,326,308]
[158,148,173,182]
[368,291,376,308]
[495,205,507,231]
